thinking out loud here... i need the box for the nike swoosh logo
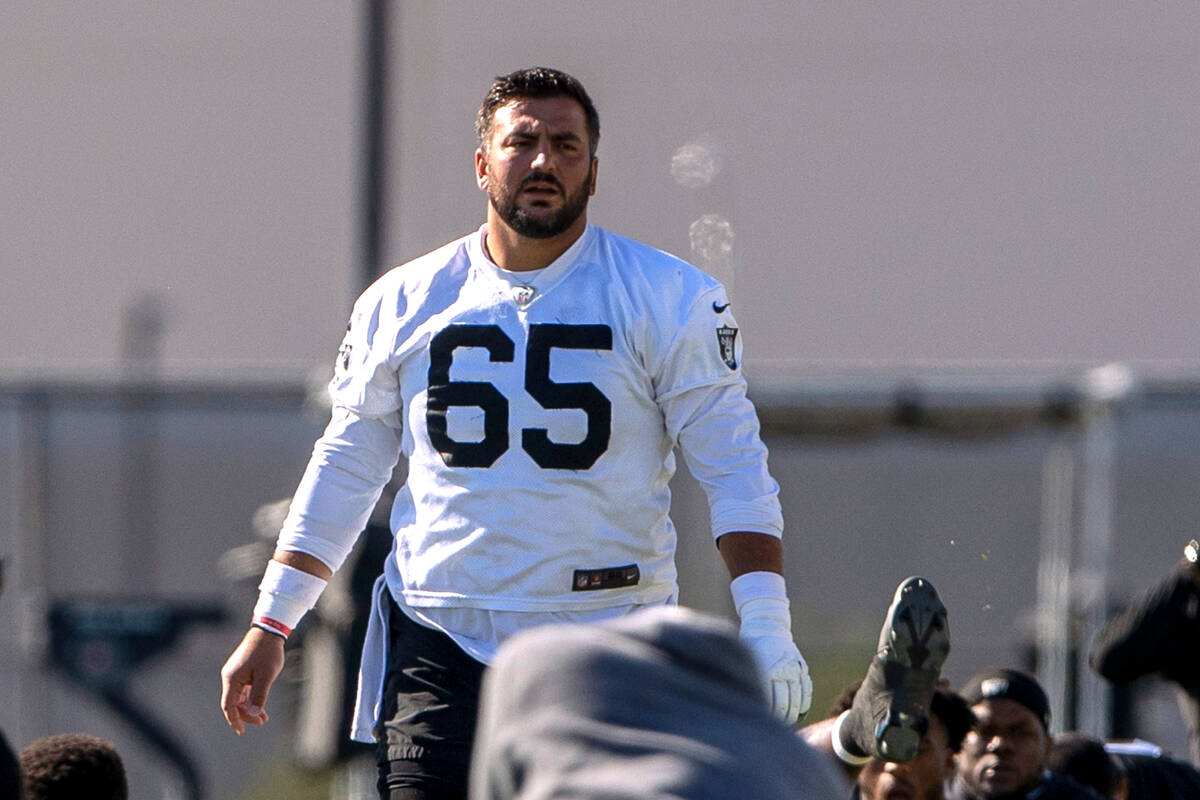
[712,302,731,313]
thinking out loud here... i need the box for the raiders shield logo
[716,325,738,370]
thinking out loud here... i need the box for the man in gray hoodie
[470,605,845,800]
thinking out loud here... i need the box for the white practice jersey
[280,224,782,614]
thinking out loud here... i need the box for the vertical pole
[119,294,165,591]
[1072,402,1115,737]
[317,6,393,794]
[360,0,390,290]
[1036,427,1075,734]
[1074,364,1133,738]
[16,388,51,744]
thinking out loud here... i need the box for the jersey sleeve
[648,284,744,402]
[327,283,404,422]
[652,285,782,540]
[274,404,403,571]
[666,381,783,540]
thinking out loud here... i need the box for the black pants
[373,597,486,800]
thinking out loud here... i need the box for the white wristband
[730,570,788,615]
[251,559,328,639]
[832,711,873,765]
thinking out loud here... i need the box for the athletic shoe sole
[872,576,951,761]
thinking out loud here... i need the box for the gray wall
[2,3,360,372]
[4,3,1200,373]
[386,2,1200,367]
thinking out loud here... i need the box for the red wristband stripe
[253,615,292,638]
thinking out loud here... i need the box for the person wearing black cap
[946,668,1107,800]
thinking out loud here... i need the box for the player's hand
[220,627,285,735]
[738,597,813,724]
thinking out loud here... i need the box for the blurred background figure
[1046,733,1123,799]
[1089,539,1200,766]
[1048,732,1200,800]
[18,733,127,800]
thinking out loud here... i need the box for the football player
[220,67,809,799]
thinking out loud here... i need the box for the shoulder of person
[1117,750,1200,798]
[587,226,725,315]
[352,234,474,312]
[386,234,473,283]
[589,227,716,281]
[1037,771,1111,799]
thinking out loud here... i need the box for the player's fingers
[791,677,807,724]
[219,674,247,735]
[782,680,798,724]
[243,671,274,725]
[779,678,802,725]
[798,670,814,717]
[769,678,789,722]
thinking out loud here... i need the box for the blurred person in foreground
[800,576,957,799]
[1048,731,1200,800]
[476,575,954,799]
[1,730,20,800]
[219,66,809,799]
[470,605,843,799]
[946,669,1106,800]
[18,733,126,800]
[1089,538,1200,766]
[0,563,19,799]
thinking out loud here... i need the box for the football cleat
[839,576,950,763]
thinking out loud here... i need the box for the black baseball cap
[960,668,1051,730]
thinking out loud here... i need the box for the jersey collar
[469,224,595,303]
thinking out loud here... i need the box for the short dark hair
[829,682,976,754]
[475,67,600,156]
[19,733,127,800]
[930,689,976,753]
[1046,732,1123,796]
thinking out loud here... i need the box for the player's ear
[588,156,598,196]
[475,148,488,189]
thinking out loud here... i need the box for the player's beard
[489,166,593,239]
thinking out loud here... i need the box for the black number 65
[426,323,613,469]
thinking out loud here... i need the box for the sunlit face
[859,715,954,800]
[475,95,597,240]
[956,699,1049,799]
